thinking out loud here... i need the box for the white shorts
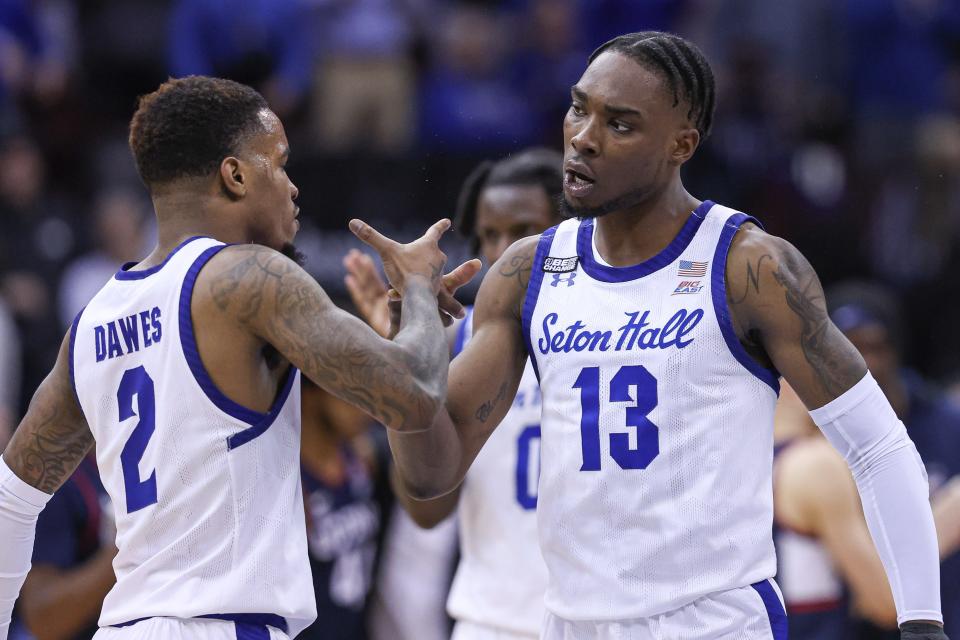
[92,617,290,640]
[541,580,787,640]
[452,619,539,640]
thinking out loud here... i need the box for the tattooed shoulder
[725,226,865,399]
[494,236,538,316]
[496,236,538,288]
[203,245,300,324]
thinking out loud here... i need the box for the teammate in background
[773,382,960,640]
[0,76,478,640]
[345,148,563,640]
[351,32,948,639]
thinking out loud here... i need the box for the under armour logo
[550,272,578,287]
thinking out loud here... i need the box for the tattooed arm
[196,244,450,432]
[3,331,92,493]
[725,224,866,407]
[385,237,536,500]
[727,225,945,632]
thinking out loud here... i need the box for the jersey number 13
[574,365,660,471]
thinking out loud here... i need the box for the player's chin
[560,193,600,219]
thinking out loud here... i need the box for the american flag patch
[677,260,708,277]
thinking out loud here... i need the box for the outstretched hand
[381,258,481,338]
[346,219,481,338]
[349,218,450,294]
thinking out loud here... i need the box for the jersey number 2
[573,365,659,471]
[117,366,158,513]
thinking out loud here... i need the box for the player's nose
[570,120,600,157]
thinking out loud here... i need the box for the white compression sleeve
[810,372,942,626]
[0,456,51,640]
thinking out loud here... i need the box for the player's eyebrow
[570,86,642,118]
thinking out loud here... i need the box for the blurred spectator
[308,0,432,154]
[12,456,116,640]
[773,383,960,639]
[168,0,312,118]
[299,378,392,640]
[0,134,76,411]
[79,0,169,125]
[843,0,960,172]
[418,3,536,153]
[827,280,960,634]
[514,0,588,145]
[0,296,18,446]
[698,0,844,121]
[580,0,690,48]
[57,188,150,329]
[867,115,960,288]
[864,114,960,375]
[0,0,72,128]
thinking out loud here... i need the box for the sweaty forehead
[246,109,288,155]
[576,50,675,116]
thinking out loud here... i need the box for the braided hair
[589,32,716,139]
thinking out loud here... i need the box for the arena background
[0,1,959,639]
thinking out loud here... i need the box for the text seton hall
[537,308,704,355]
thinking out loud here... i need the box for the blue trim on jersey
[111,617,150,627]
[710,213,781,395]
[113,613,287,634]
[452,306,474,357]
[68,306,85,405]
[752,579,788,640]
[576,201,714,283]
[226,368,297,450]
[521,227,558,382]
[234,623,270,640]
[115,236,208,281]
[200,613,288,633]
[179,245,299,438]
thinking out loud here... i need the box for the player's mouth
[564,168,596,199]
[564,159,596,199]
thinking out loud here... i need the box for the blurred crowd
[2,0,960,639]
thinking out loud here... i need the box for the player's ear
[219,156,246,199]
[670,127,700,166]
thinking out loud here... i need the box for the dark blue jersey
[10,457,108,640]
[298,447,383,640]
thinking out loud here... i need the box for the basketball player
[0,76,478,640]
[351,32,948,639]
[345,148,563,639]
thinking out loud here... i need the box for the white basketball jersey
[523,201,781,621]
[70,236,316,635]
[445,307,548,636]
